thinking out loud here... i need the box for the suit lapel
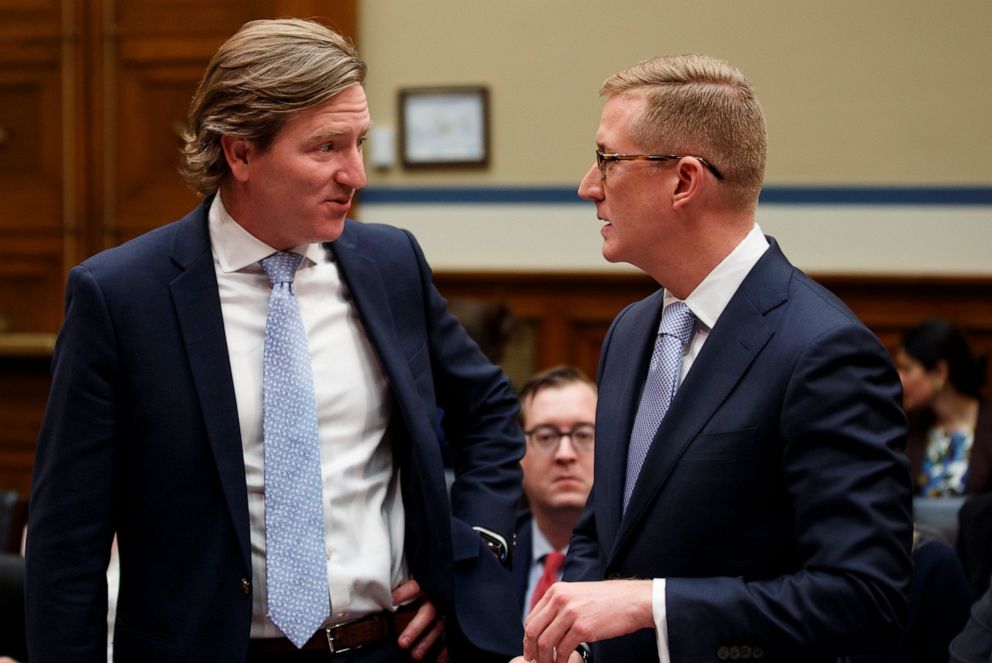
[595,292,663,551]
[169,202,252,571]
[511,515,534,613]
[327,229,423,441]
[607,241,792,566]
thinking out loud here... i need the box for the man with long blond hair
[27,19,524,662]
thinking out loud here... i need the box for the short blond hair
[601,54,766,210]
[181,18,366,196]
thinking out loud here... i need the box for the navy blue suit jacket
[26,199,525,662]
[510,511,534,616]
[565,239,913,662]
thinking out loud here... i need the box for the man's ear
[220,135,252,183]
[671,157,706,209]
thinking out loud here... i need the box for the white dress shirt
[651,223,770,662]
[208,193,408,638]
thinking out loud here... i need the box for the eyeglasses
[524,424,595,454]
[595,150,724,181]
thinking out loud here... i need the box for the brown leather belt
[249,601,419,655]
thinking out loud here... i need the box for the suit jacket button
[241,578,251,595]
[740,645,752,659]
[729,645,741,659]
[753,646,764,659]
[717,646,730,661]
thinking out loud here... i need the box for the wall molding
[359,185,992,206]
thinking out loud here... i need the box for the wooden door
[0,0,357,493]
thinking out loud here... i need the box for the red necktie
[530,550,566,610]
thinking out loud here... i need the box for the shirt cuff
[652,578,671,663]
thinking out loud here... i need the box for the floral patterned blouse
[919,426,974,497]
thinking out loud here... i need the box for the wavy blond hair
[180,18,366,196]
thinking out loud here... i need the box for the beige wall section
[358,203,992,275]
[360,0,992,187]
[357,0,991,275]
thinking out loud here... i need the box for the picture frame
[399,86,490,169]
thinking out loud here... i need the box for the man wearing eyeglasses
[517,55,912,663]
[510,366,598,619]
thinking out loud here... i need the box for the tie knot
[260,252,304,285]
[660,301,695,345]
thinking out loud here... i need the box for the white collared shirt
[652,223,770,662]
[208,193,408,638]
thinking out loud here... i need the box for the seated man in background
[511,366,597,618]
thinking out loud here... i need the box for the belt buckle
[324,621,355,655]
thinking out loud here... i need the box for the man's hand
[392,579,448,662]
[509,653,582,663]
[522,580,654,663]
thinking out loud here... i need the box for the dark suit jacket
[957,491,992,600]
[26,199,525,662]
[949,577,992,663]
[510,511,534,616]
[565,239,913,662]
[905,401,992,495]
[849,536,971,663]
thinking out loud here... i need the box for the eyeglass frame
[524,423,596,454]
[595,150,724,181]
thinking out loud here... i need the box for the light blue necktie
[623,301,696,511]
[260,252,329,648]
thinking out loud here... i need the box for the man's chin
[601,240,624,264]
[315,218,347,243]
[548,494,590,511]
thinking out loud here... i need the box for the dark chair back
[0,490,27,554]
[0,552,27,661]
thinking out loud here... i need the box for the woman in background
[896,318,992,497]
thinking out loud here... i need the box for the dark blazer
[957,491,992,600]
[905,401,992,495]
[510,511,535,616]
[565,239,913,662]
[26,199,525,662]
[949,577,992,663]
[849,536,971,663]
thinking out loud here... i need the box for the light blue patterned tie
[260,252,329,648]
[623,301,696,511]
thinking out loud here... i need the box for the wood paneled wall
[2,269,992,494]
[0,0,357,337]
[0,0,357,495]
[436,272,992,387]
[0,273,992,491]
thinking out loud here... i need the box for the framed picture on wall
[399,86,490,168]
